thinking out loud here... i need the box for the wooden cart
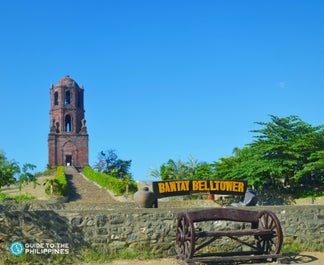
[176,208,283,264]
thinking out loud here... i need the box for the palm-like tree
[43,178,60,196]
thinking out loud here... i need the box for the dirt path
[65,166,117,203]
[92,252,324,265]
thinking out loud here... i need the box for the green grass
[0,192,36,202]
[13,193,36,202]
[282,240,324,253]
[0,245,158,264]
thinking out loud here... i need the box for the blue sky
[1,0,324,180]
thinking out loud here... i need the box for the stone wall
[0,202,323,258]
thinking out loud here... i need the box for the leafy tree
[0,151,37,190]
[213,146,270,188]
[148,156,212,180]
[0,150,19,188]
[160,159,188,180]
[192,163,216,179]
[214,115,324,191]
[94,149,132,179]
[18,163,37,191]
[43,178,60,196]
[250,115,324,188]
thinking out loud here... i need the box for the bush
[83,166,137,195]
[55,166,67,195]
[13,194,36,202]
[44,166,67,196]
[0,192,7,202]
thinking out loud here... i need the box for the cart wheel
[256,210,283,254]
[176,212,195,260]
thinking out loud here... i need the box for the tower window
[65,115,72,132]
[54,92,59,105]
[65,91,71,105]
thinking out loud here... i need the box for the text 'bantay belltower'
[48,75,89,167]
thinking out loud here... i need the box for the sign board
[152,179,247,199]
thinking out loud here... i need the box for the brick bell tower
[48,75,89,167]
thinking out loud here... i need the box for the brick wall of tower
[48,76,89,168]
[48,134,88,167]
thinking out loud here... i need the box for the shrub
[44,166,67,196]
[0,192,7,202]
[55,166,67,195]
[83,166,137,195]
[13,194,36,202]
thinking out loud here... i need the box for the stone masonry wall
[0,203,323,257]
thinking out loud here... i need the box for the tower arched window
[65,91,71,105]
[65,115,72,132]
[54,92,59,105]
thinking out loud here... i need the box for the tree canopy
[150,115,324,195]
[0,150,37,190]
[215,115,324,190]
[94,149,132,180]
[0,150,19,188]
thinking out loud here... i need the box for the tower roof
[56,75,80,89]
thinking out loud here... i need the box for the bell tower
[48,75,89,168]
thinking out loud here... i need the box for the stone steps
[65,167,117,204]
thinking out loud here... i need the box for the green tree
[0,150,19,188]
[214,146,269,188]
[214,115,324,191]
[148,156,210,180]
[250,115,324,188]
[18,163,37,191]
[94,149,132,180]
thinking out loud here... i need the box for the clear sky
[1,0,324,180]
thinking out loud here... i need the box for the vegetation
[148,115,324,198]
[94,149,132,179]
[148,156,215,180]
[12,193,36,202]
[84,166,138,195]
[0,192,36,203]
[0,150,21,188]
[44,166,67,196]
[0,244,157,264]
[0,151,38,189]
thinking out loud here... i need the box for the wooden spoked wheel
[176,213,195,260]
[256,210,283,254]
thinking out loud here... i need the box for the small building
[48,75,89,167]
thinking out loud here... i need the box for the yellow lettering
[232,182,238,192]
[169,181,177,192]
[238,182,244,192]
[158,180,245,195]
[158,183,165,193]
[166,182,172,192]
[175,181,181,191]
[181,181,190,191]
[209,180,217,191]
[192,181,199,190]
[220,181,226,191]
[199,180,209,191]
[225,181,233,191]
